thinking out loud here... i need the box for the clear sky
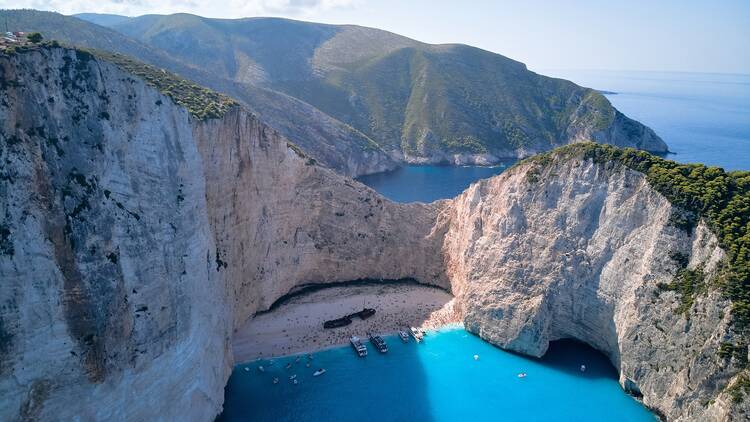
[4,0,749,74]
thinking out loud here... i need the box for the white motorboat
[313,368,327,377]
[350,336,368,357]
[409,327,424,342]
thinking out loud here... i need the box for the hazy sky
[4,0,749,73]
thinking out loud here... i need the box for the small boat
[295,356,301,363]
[313,368,327,377]
[272,377,279,384]
[473,355,479,361]
[350,336,368,357]
[306,362,311,368]
[368,333,388,353]
[258,365,265,372]
[580,365,586,372]
[289,374,297,380]
[285,363,292,370]
[293,379,299,385]
[398,330,409,342]
[517,372,527,378]
[409,327,424,343]
[244,367,250,372]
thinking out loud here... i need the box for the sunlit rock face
[0,46,444,421]
[0,46,228,421]
[0,47,744,421]
[439,157,742,420]
[192,109,447,329]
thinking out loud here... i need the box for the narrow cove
[220,327,655,421]
[220,283,655,421]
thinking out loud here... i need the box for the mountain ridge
[78,11,667,163]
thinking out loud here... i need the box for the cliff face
[0,46,229,421]
[0,46,443,420]
[439,157,743,420]
[0,47,744,421]
[1,9,397,178]
[192,108,447,329]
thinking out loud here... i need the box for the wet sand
[232,283,461,363]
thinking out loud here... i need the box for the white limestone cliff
[439,157,744,420]
[0,46,444,421]
[0,47,745,421]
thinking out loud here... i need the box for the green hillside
[100,13,667,160]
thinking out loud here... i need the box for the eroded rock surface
[440,157,743,420]
[0,47,745,421]
[0,46,443,421]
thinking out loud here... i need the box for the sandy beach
[232,283,461,362]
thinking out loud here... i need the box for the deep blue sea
[356,161,515,203]
[219,328,655,421]
[359,71,750,203]
[554,70,750,171]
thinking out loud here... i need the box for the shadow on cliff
[537,339,620,381]
[257,278,450,315]
[216,335,437,422]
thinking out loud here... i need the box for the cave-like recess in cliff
[257,278,450,315]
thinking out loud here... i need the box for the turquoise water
[359,71,750,203]
[219,328,655,421]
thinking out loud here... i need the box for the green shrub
[84,49,236,120]
[657,267,706,314]
[728,372,750,403]
[26,32,43,44]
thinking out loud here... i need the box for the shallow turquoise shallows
[218,328,655,422]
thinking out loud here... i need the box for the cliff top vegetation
[1,42,237,120]
[523,143,750,339]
